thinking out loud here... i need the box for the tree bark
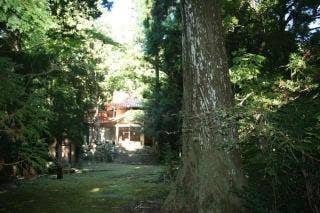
[154,54,161,153]
[155,55,160,107]
[56,138,63,179]
[164,0,245,212]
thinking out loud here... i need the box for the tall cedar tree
[164,0,245,211]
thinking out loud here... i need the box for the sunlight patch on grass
[90,187,101,193]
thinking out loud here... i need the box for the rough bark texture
[164,0,245,212]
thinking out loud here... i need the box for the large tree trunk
[164,0,245,212]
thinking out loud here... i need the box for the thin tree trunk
[154,54,161,151]
[155,55,160,106]
[164,0,245,212]
[56,138,63,179]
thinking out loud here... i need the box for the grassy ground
[0,163,170,213]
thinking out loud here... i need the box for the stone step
[112,153,157,165]
[115,146,154,154]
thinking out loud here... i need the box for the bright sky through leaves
[96,0,139,44]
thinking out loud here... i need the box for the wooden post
[140,132,145,146]
[129,126,131,141]
[115,125,119,143]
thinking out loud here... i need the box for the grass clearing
[0,163,170,213]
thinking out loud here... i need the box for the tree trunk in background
[155,55,160,106]
[0,156,14,182]
[164,0,245,212]
[154,54,161,150]
[56,138,63,179]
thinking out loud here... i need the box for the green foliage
[17,140,49,171]
[100,45,152,101]
[0,0,113,178]
[225,1,320,208]
[0,0,52,34]
[142,0,182,163]
[287,53,307,79]
[0,55,51,178]
[85,29,121,47]
[230,49,265,88]
[240,88,320,211]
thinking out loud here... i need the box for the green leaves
[287,53,307,79]
[223,16,239,32]
[141,0,182,163]
[0,0,52,34]
[229,49,265,88]
[85,29,121,47]
[0,0,108,177]
[222,1,320,210]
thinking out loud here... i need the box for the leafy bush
[230,49,265,88]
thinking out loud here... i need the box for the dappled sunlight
[90,187,101,193]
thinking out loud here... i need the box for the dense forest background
[0,0,319,212]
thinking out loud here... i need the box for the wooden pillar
[128,126,131,142]
[140,132,145,146]
[115,125,119,143]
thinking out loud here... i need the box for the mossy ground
[0,163,170,213]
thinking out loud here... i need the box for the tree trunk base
[56,166,63,179]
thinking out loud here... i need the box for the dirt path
[0,163,169,213]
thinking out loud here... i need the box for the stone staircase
[82,141,158,164]
[112,145,157,165]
